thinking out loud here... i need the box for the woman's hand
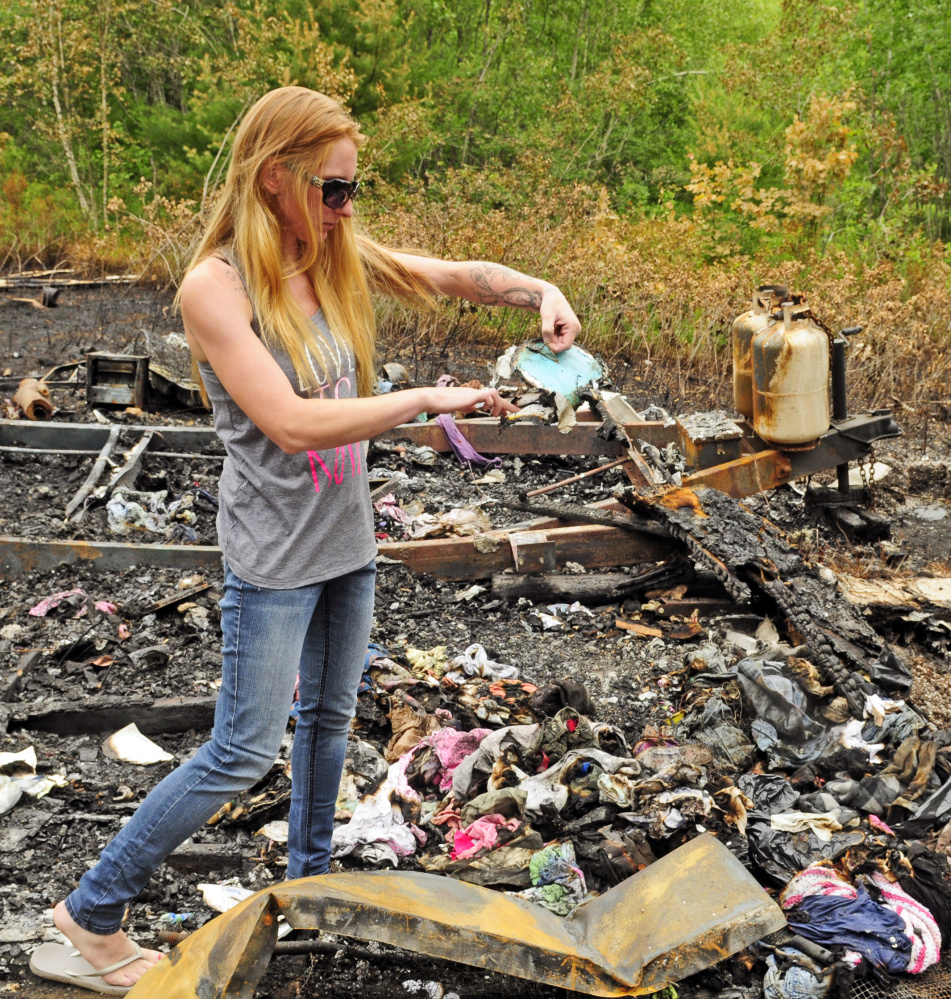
[422,386,518,417]
[539,286,581,353]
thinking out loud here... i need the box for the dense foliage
[1,0,949,406]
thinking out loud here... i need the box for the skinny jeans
[65,559,376,934]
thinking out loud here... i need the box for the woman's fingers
[540,289,581,353]
[425,387,517,417]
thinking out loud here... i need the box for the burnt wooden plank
[374,419,675,456]
[378,524,675,580]
[0,536,221,579]
[0,419,218,451]
[6,693,218,736]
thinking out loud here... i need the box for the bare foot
[53,901,164,988]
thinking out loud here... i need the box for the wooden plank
[376,418,677,456]
[378,523,675,580]
[376,418,624,456]
[0,419,218,451]
[128,582,213,618]
[6,693,218,736]
[0,536,221,580]
[491,572,649,603]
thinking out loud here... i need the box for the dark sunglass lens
[321,180,356,210]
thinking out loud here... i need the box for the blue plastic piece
[513,341,604,406]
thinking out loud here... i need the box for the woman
[34,85,580,993]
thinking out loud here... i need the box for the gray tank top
[197,255,375,588]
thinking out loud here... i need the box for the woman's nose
[335,199,354,219]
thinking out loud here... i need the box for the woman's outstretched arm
[390,254,581,353]
[180,257,515,455]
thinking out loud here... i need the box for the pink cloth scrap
[869,815,895,836]
[435,414,502,469]
[870,871,941,973]
[392,727,492,804]
[29,589,118,618]
[780,866,855,908]
[449,813,520,860]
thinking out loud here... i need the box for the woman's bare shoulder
[181,253,249,303]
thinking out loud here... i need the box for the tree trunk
[49,4,95,224]
[100,0,112,226]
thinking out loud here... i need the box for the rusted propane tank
[732,285,788,417]
[751,301,830,447]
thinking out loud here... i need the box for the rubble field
[3,285,951,999]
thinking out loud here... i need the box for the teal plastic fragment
[513,341,604,406]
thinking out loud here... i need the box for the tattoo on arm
[220,262,250,300]
[469,264,542,310]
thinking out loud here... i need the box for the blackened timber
[373,418,675,456]
[0,537,221,579]
[5,693,218,736]
[500,497,672,539]
[0,419,219,452]
[378,524,675,580]
[491,566,692,603]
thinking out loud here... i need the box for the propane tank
[732,285,788,418]
[751,302,830,447]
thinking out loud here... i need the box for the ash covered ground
[2,285,951,999]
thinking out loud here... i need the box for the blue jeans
[65,559,376,934]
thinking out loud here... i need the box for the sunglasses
[284,163,359,211]
[307,174,359,210]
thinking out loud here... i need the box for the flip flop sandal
[29,940,149,996]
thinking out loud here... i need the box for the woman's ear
[261,158,283,195]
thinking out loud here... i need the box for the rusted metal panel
[378,523,675,579]
[676,413,744,471]
[130,834,784,999]
[509,531,556,573]
[682,451,794,498]
[86,352,150,408]
[0,537,221,580]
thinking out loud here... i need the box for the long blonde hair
[182,86,434,399]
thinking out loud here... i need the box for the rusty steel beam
[0,536,221,580]
[682,411,901,500]
[131,834,784,999]
[682,450,793,498]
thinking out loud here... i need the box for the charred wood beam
[491,562,695,603]
[0,445,223,460]
[500,496,672,539]
[0,536,222,580]
[378,524,675,580]
[0,419,218,452]
[373,417,675,456]
[63,425,122,518]
[3,693,218,737]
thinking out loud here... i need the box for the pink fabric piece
[393,726,493,803]
[869,815,895,836]
[780,866,855,908]
[449,814,520,860]
[435,414,503,469]
[29,588,86,617]
[95,601,117,615]
[869,871,941,973]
